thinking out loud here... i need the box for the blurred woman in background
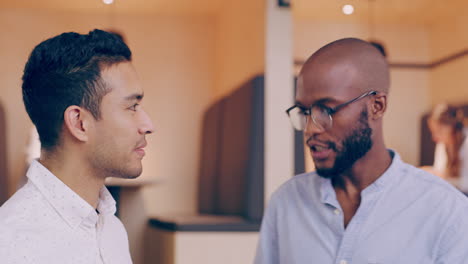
[427,103,468,192]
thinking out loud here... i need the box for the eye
[313,104,333,115]
[129,103,139,111]
[298,107,310,115]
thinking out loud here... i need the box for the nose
[138,108,155,135]
[303,116,325,138]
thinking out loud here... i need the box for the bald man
[254,38,468,264]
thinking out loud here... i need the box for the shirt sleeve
[254,194,279,264]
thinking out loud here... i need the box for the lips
[135,140,147,157]
[135,148,145,157]
[136,141,147,149]
[311,147,332,160]
[308,141,334,161]
[313,145,328,152]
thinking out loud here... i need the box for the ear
[63,105,90,143]
[370,93,387,120]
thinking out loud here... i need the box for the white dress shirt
[0,160,133,264]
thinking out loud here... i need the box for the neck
[39,149,105,209]
[332,143,392,194]
[332,143,392,228]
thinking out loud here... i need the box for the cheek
[92,118,130,146]
[328,121,350,143]
[102,113,135,132]
[330,116,366,148]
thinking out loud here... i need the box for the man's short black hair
[22,29,132,150]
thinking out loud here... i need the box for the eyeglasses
[285,90,377,131]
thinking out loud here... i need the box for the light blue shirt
[255,151,468,264]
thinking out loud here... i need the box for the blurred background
[0,0,467,263]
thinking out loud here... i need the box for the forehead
[101,62,142,98]
[296,62,360,105]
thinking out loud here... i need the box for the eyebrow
[124,92,144,101]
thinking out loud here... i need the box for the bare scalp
[301,38,390,94]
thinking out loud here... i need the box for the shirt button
[340,260,348,264]
[334,209,340,215]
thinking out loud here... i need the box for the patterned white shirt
[0,160,133,264]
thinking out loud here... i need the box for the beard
[316,108,373,178]
[90,144,143,179]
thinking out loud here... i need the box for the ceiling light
[103,0,114,5]
[342,4,354,15]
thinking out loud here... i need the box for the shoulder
[0,182,39,220]
[398,163,468,219]
[0,181,55,233]
[402,162,466,198]
[268,171,320,208]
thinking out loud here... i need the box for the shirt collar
[319,149,404,205]
[26,160,117,229]
[319,177,336,207]
[361,150,402,195]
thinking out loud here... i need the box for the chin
[316,167,337,179]
[112,164,143,179]
[126,167,143,179]
[313,158,335,170]
[314,160,341,179]
[116,173,141,180]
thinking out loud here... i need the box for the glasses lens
[311,106,332,130]
[287,106,307,131]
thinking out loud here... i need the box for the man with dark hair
[255,38,468,263]
[0,29,154,263]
